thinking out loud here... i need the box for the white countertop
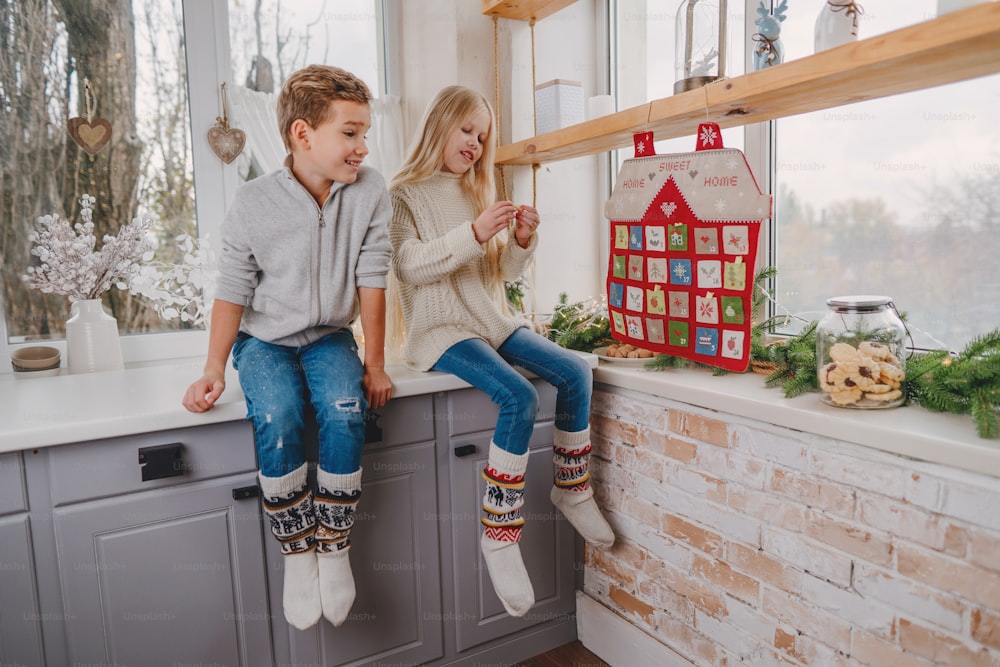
[0,354,598,453]
[594,362,1000,479]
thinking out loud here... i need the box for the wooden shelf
[481,0,577,22]
[496,3,1000,165]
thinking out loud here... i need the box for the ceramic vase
[814,1,862,53]
[66,299,124,374]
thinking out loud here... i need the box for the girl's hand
[472,201,518,243]
[513,204,539,248]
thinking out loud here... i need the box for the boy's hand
[363,367,393,410]
[183,371,226,413]
[513,204,539,248]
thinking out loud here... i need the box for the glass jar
[816,295,906,409]
[674,0,728,94]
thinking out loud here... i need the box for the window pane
[613,0,746,168]
[773,1,999,350]
[2,0,198,343]
[226,0,381,180]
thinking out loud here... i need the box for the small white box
[534,79,584,135]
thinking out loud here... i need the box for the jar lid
[826,295,892,310]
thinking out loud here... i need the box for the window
[1,0,393,364]
[612,0,998,351]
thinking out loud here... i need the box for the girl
[388,85,614,618]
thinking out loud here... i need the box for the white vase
[66,299,124,374]
[814,1,862,53]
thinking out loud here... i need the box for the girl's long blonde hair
[386,86,512,359]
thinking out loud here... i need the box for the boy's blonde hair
[277,65,372,152]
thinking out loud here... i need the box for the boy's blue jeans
[232,328,367,477]
[432,327,592,455]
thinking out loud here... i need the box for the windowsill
[3,355,995,481]
[594,362,1000,479]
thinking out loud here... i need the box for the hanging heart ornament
[208,82,245,164]
[208,124,246,164]
[67,78,111,154]
[67,116,113,154]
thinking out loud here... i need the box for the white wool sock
[481,442,534,616]
[258,464,322,629]
[317,548,356,627]
[480,532,535,617]
[550,485,615,548]
[281,550,322,630]
[315,467,363,626]
[551,428,615,548]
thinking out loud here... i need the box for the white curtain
[228,86,405,182]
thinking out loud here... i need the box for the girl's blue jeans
[232,328,367,477]
[432,327,592,455]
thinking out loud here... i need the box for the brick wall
[586,385,1000,667]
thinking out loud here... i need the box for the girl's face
[441,106,491,175]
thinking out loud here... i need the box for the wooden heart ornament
[207,124,246,164]
[67,117,112,154]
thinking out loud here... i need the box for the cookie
[864,388,903,403]
[828,388,863,405]
[829,342,861,362]
[858,341,892,361]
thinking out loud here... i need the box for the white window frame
[2,0,399,370]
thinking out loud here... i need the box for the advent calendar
[604,124,772,372]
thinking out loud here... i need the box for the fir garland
[905,330,1000,439]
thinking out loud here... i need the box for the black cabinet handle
[232,485,259,501]
[138,443,186,482]
[454,444,477,458]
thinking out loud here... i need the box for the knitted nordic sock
[480,442,534,617]
[550,427,615,548]
[314,467,362,627]
[258,463,321,630]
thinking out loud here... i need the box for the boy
[183,65,392,631]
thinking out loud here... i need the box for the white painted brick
[905,471,946,513]
[852,561,963,632]
[857,490,951,552]
[763,527,854,587]
[694,608,770,659]
[632,521,695,570]
[639,476,762,546]
[939,483,1000,532]
[695,445,769,489]
[663,461,725,499]
[731,425,809,471]
[799,571,898,634]
[808,448,908,499]
[593,389,669,433]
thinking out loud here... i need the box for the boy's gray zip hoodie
[213,165,391,348]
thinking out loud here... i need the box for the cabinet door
[52,473,272,667]
[0,452,44,666]
[448,425,577,653]
[271,440,444,667]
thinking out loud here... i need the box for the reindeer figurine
[753,0,788,70]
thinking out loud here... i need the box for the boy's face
[293,99,371,184]
[441,106,490,175]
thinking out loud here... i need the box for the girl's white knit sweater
[389,171,537,371]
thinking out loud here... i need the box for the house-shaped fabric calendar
[604,124,772,372]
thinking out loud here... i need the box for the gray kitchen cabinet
[33,421,273,667]
[4,380,581,667]
[0,452,45,666]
